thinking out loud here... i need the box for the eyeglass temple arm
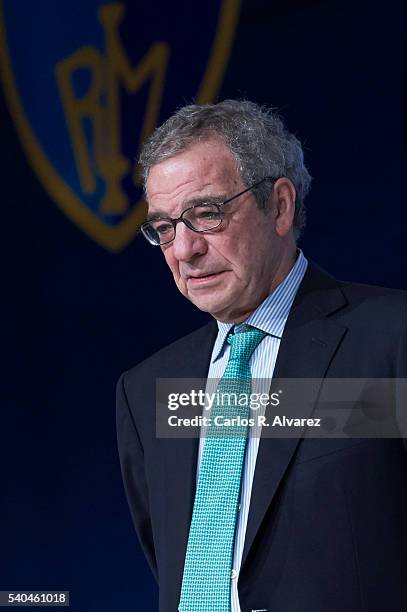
[219,176,277,208]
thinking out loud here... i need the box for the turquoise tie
[179,326,267,611]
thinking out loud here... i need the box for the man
[116,100,407,611]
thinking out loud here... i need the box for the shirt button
[238,504,241,511]
[231,569,238,580]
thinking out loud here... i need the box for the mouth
[186,271,227,284]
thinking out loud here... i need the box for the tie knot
[227,326,267,362]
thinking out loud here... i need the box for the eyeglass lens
[142,203,223,245]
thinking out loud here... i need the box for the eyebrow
[145,211,170,222]
[145,194,227,222]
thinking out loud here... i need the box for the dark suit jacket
[116,263,407,612]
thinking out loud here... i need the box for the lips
[186,271,226,284]
[188,272,221,279]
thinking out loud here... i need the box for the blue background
[1,0,406,610]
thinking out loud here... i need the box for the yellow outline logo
[0,0,240,251]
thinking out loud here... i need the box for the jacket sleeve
[116,371,158,580]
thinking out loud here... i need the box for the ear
[273,177,296,237]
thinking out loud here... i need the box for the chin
[187,296,224,315]
[191,300,219,314]
[186,287,239,318]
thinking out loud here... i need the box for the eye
[154,221,173,234]
[197,210,217,220]
[194,205,222,220]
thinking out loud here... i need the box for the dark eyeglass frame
[140,176,278,246]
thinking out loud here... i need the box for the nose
[171,221,208,261]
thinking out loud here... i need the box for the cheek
[226,233,272,279]
[224,235,257,270]
[163,251,188,292]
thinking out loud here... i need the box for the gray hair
[139,99,312,239]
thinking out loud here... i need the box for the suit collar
[286,259,348,324]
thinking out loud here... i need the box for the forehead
[146,138,241,209]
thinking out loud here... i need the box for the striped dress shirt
[196,250,308,611]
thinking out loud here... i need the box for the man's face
[146,138,292,323]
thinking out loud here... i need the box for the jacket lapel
[241,263,349,569]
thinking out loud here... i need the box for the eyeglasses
[140,176,277,246]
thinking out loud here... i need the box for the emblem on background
[0,0,240,251]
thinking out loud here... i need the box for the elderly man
[116,100,407,612]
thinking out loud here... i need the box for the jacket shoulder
[121,320,218,384]
[338,279,407,319]
[340,278,407,299]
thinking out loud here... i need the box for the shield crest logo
[0,0,240,251]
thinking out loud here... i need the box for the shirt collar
[212,249,308,362]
